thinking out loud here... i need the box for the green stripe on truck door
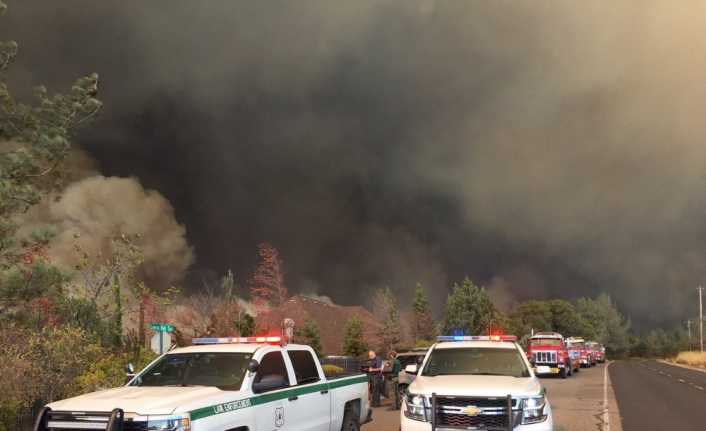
[190,375,368,421]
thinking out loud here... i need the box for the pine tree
[298,318,323,357]
[374,287,401,353]
[441,277,496,335]
[412,283,435,343]
[342,316,367,357]
[249,243,288,308]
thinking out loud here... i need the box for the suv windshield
[131,352,252,390]
[422,347,530,378]
[529,339,562,347]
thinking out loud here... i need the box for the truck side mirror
[405,364,418,374]
[247,359,260,374]
[124,363,137,385]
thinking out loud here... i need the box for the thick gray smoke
[18,172,194,289]
[4,1,706,327]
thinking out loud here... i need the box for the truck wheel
[560,367,567,379]
[341,409,360,431]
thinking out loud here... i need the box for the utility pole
[699,286,704,353]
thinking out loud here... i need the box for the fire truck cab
[565,337,593,368]
[526,332,577,378]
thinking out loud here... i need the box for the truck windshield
[422,348,530,378]
[131,352,252,391]
[529,339,562,347]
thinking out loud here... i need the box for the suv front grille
[432,395,521,430]
[532,351,557,364]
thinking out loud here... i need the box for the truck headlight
[404,393,428,422]
[147,415,191,431]
[521,396,547,424]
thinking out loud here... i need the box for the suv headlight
[404,393,428,422]
[147,415,191,431]
[521,395,547,424]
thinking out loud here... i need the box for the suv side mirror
[252,375,288,393]
[247,359,260,374]
[405,364,418,374]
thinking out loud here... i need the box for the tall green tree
[298,318,323,357]
[441,277,496,335]
[0,0,101,313]
[373,287,401,353]
[412,283,435,343]
[508,300,552,337]
[342,316,367,357]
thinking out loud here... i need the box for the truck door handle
[288,396,298,401]
[320,389,329,394]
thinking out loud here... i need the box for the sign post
[150,323,175,354]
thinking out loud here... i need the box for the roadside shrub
[76,347,156,393]
[674,351,706,369]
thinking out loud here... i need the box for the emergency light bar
[437,335,518,342]
[192,336,282,345]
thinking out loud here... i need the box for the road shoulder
[657,359,706,374]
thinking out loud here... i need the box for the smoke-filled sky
[4,0,706,328]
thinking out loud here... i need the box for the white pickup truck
[33,336,371,431]
[400,335,554,431]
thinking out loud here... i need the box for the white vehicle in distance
[401,335,554,431]
[34,335,371,431]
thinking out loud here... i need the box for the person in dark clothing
[388,351,402,410]
[367,350,384,407]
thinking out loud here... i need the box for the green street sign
[150,323,175,333]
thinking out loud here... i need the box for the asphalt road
[610,359,706,431]
[363,363,620,431]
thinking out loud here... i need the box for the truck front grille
[533,351,557,364]
[432,395,521,430]
[46,411,146,431]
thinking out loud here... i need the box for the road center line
[603,362,610,431]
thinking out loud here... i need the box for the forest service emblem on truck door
[275,407,285,427]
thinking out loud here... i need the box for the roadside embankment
[672,351,706,370]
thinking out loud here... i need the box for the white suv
[400,335,554,431]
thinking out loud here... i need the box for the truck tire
[341,410,360,431]
[560,367,567,379]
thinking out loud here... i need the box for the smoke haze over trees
[5,1,706,328]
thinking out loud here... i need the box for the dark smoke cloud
[4,1,706,327]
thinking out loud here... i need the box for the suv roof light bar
[437,335,518,342]
[192,336,282,345]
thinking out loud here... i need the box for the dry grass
[674,351,706,369]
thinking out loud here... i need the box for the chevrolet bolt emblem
[463,405,481,416]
